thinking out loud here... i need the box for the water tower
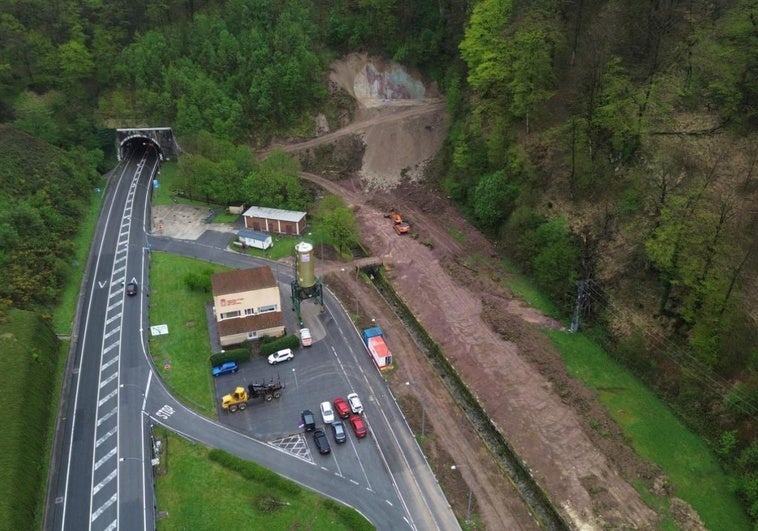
[291,241,323,325]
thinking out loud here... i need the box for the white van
[300,328,312,347]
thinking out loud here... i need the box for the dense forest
[0,0,756,524]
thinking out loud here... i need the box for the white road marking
[96,427,117,447]
[101,354,119,369]
[99,372,118,388]
[92,469,117,494]
[91,492,117,521]
[97,408,117,426]
[102,342,118,355]
[94,447,117,470]
[98,389,118,407]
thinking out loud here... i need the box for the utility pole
[570,280,589,333]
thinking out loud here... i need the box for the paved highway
[47,142,459,530]
[47,145,159,530]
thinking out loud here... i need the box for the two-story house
[211,266,285,347]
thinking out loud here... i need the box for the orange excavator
[386,209,411,235]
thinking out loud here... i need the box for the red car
[333,397,350,419]
[349,414,368,438]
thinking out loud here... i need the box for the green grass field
[546,330,750,530]
[154,429,372,530]
[148,253,230,417]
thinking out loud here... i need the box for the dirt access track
[281,54,675,530]
[158,55,702,529]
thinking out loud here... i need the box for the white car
[267,348,294,365]
[320,401,335,424]
[300,327,312,347]
[346,392,364,415]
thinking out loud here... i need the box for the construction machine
[385,209,411,234]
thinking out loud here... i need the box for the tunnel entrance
[116,127,179,161]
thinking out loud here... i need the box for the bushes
[209,347,249,367]
[208,449,301,496]
[259,335,300,357]
[208,334,300,365]
[183,269,213,293]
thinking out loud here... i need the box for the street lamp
[450,465,473,523]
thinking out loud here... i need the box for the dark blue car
[212,361,238,377]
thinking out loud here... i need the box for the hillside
[0,309,60,530]
[0,125,100,311]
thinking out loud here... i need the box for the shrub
[208,449,301,495]
[183,269,213,293]
[209,346,250,366]
[259,334,300,356]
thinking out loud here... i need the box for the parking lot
[211,295,397,496]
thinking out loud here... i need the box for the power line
[574,279,758,418]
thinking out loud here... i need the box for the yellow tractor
[221,381,284,413]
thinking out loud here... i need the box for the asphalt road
[47,145,459,530]
[47,146,159,531]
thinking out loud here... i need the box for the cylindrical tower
[295,241,316,288]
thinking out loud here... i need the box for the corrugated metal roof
[242,205,306,222]
[237,229,270,241]
[211,266,276,296]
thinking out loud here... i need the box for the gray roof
[242,205,306,223]
[237,229,270,241]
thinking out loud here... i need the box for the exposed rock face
[327,53,447,189]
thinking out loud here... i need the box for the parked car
[301,409,316,432]
[333,397,350,419]
[300,327,312,347]
[331,420,347,444]
[267,348,294,365]
[320,401,335,424]
[349,414,368,438]
[347,392,364,414]
[211,361,238,377]
[126,279,138,296]
[312,429,331,454]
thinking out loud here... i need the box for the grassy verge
[153,428,372,530]
[546,330,750,530]
[148,252,230,417]
[0,310,60,531]
[498,257,563,319]
[52,185,106,334]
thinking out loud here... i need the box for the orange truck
[387,210,411,234]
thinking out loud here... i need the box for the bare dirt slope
[298,55,668,530]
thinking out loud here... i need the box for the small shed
[243,206,307,236]
[236,229,273,250]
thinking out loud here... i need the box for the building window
[258,304,277,313]
[244,308,254,316]
[247,331,257,340]
[221,310,240,320]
